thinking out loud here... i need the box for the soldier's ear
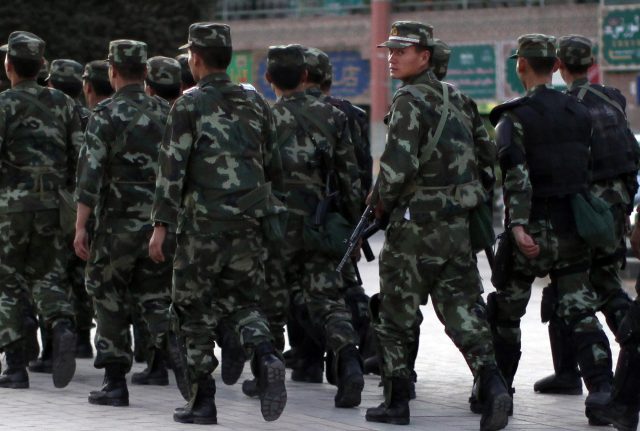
[551,58,560,73]
[265,71,272,84]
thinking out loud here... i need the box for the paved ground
[0,231,634,431]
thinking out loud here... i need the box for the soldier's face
[387,46,430,81]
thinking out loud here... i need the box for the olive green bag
[570,192,616,248]
[469,202,495,253]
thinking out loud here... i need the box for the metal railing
[210,0,599,21]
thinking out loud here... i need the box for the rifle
[336,205,379,272]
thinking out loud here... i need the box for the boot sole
[88,397,129,407]
[131,377,169,386]
[534,386,582,395]
[481,393,511,431]
[335,374,364,408]
[260,360,287,421]
[0,381,29,389]
[173,414,218,424]
[52,331,77,388]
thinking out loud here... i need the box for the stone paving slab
[0,232,630,431]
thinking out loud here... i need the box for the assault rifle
[336,204,379,272]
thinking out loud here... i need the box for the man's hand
[511,225,540,259]
[74,227,90,261]
[149,225,167,263]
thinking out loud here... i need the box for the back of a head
[267,44,306,91]
[48,59,84,98]
[303,46,331,86]
[181,22,233,70]
[176,54,196,89]
[83,60,114,97]
[512,33,558,76]
[557,35,593,75]
[108,39,148,82]
[6,31,46,80]
[431,39,451,81]
[146,56,182,101]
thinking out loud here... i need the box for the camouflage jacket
[0,79,83,214]
[379,69,492,223]
[151,72,282,233]
[273,90,361,223]
[76,83,169,233]
[74,99,91,131]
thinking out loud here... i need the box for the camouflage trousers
[589,204,632,332]
[493,220,610,367]
[277,215,358,354]
[172,227,273,382]
[0,210,73,349]
[375,215,495,380]
[68,250,94,332]
[263,244,289,350]
[86,231,173,370]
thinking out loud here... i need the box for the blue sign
[256,50,370,101]
[637,74,640,105]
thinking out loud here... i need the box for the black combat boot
[534,318,582,395]
[587,344,640,431]
[166,330,192,401]
[29,326,52,374]
[131,348,169,386]
[333,344,364,408]
[241,377,259,397]
[254,342,287,421]
[0,341,29,389]
[51,319,77,388]
[174,376,217,424]
[478,365,512,431]
[88,364,129,406]
[292,336,324,383]
[365,377,411,425]
[217,320,246,385]
[75,329,93,359]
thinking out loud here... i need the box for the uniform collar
[525,83,553,96]
[280,91,306,102]
[568,77,589,92]
[198,72,231,87]
[305,86,323,98]
[115,83,145,97]
[402,68,437,86]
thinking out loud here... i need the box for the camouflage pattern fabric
[48,59,83,85]
[147,56,181,86]
[377,21,434,49]
[86,232,174,369]
[0,78,83,349]
[493,84,612,376]
[108,40,147,65]
[151,71,280,381]
[77,82,172,368]
[7,31,45,60]
[374,68,497,379]
[510,33,557,59]
[179,22,231,49]
[558,35,593,66]
[432,39,451,81]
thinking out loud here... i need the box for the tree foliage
[0,0,203,64]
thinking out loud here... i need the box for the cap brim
[178,41,191,50]
[509,53,519,59]
[377,40,414,48]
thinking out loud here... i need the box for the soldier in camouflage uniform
[365,22,510,430]
[149,23,287,424]
[45,58,96,360]
[82,61,114,109]
[0,31,82,390]
[74,40,174,406]
[176,53,195,92]
[431,39,451,81]
[488,34,614,425]
[588,216,640,431]
[533,36,638,401]
[145,56,182,105]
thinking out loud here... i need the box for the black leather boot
[51,319,77,388]
[478,365,512,431]
[174,376,217,424]
[291,339,323,384]
[0,341,29,389]
[29,327,52,374]
[241,377,259,397]
[88,364,129,406]
[365,377,410,425]
[217,320,246,386]
[131,348,169,385]
[534,318,582,395]
[75,329,93,359]
[254,342,287,421]
[334,344,364,408]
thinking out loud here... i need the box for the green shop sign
[447,44,497,100]
[602,7,640,68]
[228,51,253,84]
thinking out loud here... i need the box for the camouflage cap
[38,58,49,81]
[82,60,110,83]
[179,22,231,50]
[7,31,45,60]
[510,34,557,59]
[432,39,451,80]
[175,53,195,85]
[557,35,593,66]
[303,47,332,82]
[378,21,434,49]
[147,56,181,86]
[108,40,147,65]
[47,59,83,84]
[267,44,305,68]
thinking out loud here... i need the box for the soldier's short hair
[176,54,196,87]
[565,62,590,75]
[8,56,41,79]
[87,78,114,97]
[189,45,232,70]
[112,62,146,81]
[146,80,181,101]
[51,80,83,99]
[525,57,556,75]
[268,62,305,91]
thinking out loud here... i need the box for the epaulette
[182,86,201,98]
[489,96,528,126]
[93,97,112,112]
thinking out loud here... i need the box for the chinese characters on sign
[602,7,640,69]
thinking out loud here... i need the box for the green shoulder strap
[402,82,450,162]
[11,89,63,132]
[576,84,626,117]
[109,97,165,163]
